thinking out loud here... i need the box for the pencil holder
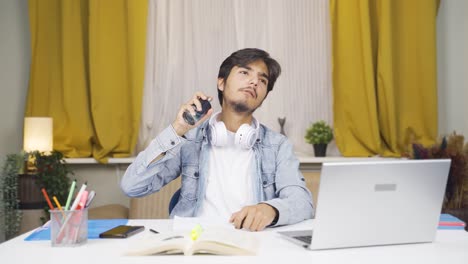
[50,208,88,247]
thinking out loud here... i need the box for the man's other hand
[229,203,277,232]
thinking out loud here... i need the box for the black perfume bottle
[183,98,212,125]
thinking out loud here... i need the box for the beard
[227,98,263,114]
[231,101,252,113]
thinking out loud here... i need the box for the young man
[121,48,314,231]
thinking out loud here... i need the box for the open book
[126,228,259,256]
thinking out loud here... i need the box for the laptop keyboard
[294,235,312,244]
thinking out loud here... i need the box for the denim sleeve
[262,138,315,226]
[120,125,185,197]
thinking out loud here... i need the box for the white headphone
[208,112,259,149]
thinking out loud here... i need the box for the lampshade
[23,117,53,152]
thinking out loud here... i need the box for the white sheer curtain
[138,0,336,156]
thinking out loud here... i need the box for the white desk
[1,219,467,264]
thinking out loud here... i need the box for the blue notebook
[24,219,128,241]
[438,214,466,230]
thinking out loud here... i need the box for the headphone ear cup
[235,124,257,149]
[210,121,227,147]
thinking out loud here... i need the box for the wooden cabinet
[17,174,47,209]
[129,177,181,219]
[302,171,321,207]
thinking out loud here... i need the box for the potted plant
[305,120,333,157]
[403,132,468,224]
[0,153,27,240]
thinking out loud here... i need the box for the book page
[187,228,259,255]
[125,233,190,256]
[125,226,259,256]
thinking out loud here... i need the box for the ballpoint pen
[70,182,87,211]
[52,196,66,219]
[76,191,88,210]
[52,196,63,211]
[85,190,96,208]
[41,188,55,210]
[65,179,77,210]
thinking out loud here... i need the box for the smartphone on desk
[99,225,145,238]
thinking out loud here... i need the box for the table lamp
[23,117,53,153]
[23,117,53,173]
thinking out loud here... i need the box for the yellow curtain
[330,0,440,157]
[26,0,147,162]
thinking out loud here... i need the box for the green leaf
[304,120,334,144]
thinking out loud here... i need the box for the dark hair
[217,48,281,106]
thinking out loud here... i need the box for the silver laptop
[278,159,451,250]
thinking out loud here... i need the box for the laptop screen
[287,159,451,250]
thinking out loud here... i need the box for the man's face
[218,60,269,113]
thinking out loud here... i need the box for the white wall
[0,0,29,159]
[437,0,468,136]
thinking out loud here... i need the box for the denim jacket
[120,120,314,226]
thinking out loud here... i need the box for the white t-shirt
[197,130,256,220]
